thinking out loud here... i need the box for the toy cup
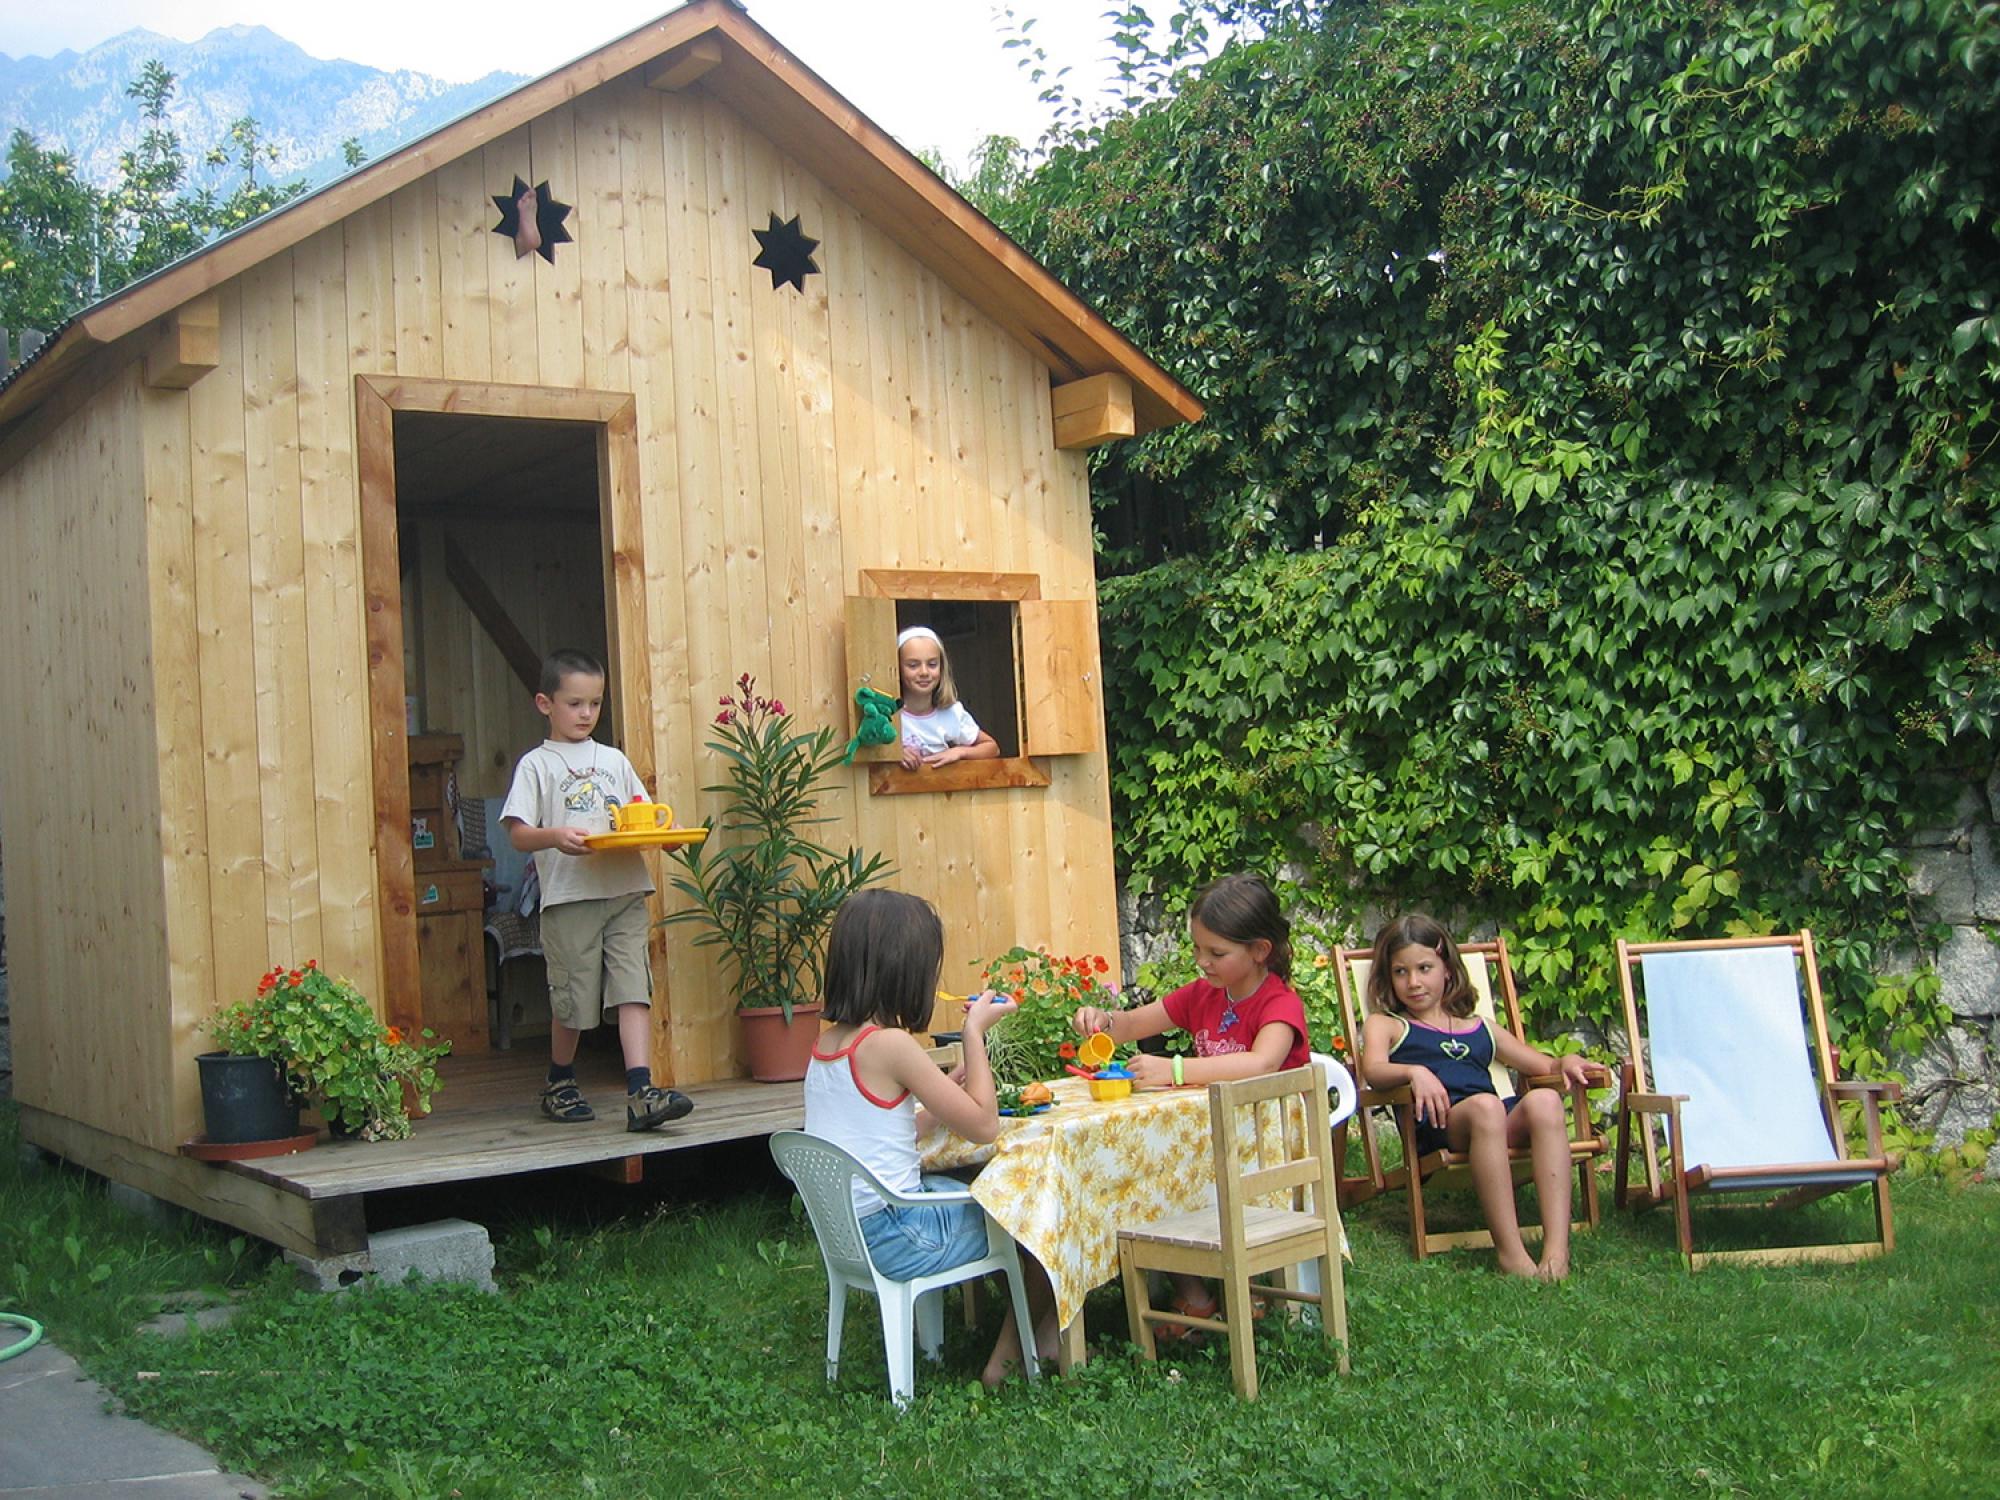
[614,801,672,832]
[1087,1063,1134,1101]
[1077,1031,1116,1071]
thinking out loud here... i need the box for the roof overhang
[0,0,1200,439]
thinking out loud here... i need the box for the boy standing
[501,648,694,1130]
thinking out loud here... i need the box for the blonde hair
[897,627,960,710]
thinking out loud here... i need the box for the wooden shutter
[1019,599,1102,756]
[842,594,903,762]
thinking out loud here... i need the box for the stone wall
[1897,775,2000,1174]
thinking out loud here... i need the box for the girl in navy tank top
[1359,914,1596,1280]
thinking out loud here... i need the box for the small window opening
[893,598,1020,758]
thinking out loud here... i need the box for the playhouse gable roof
[0,0,1201,438]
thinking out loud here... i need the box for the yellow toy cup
[1087,1064,1134,1101]
[1077,1031,1116,1071]
[613,802,671,832]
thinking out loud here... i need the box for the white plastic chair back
[1309,1052,1359,1129]
[1639,947,1839,1176]
[771,1130,1039,1405]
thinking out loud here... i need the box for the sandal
[1154,1289,1221,1343]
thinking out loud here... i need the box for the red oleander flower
[769,699,785,715]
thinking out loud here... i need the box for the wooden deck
[21,1050,807,1262]
[223,1051,804,1200]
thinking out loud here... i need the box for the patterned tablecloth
[919,1074,1345,1331]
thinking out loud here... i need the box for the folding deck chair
[1612,932,1901,1271]
[1332,937,1610,1258]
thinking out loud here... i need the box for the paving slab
[0,1335,266,1497]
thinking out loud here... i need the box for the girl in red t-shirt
[1068,872,1311,1331]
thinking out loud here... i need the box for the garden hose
[1,1311,44,1362]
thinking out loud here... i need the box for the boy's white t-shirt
[500,739,654,909]
[899,701,982,756]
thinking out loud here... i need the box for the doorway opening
[356,377,652,1063]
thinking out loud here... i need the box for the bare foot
[1496,1251,1540,1278]
[1033,1313,1062,1364]
[1536,1254,1571,1283]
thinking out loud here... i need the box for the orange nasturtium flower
[1094,956,1109,973]
[385,1026,405,1047]
[1331,1035,1349,1052]
[1058,1041,1077,1060]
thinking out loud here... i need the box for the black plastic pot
[195,1052,301,1143]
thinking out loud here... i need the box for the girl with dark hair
[1067,872,1312,1333]
[1361,913,1592,1279]
[804,888,1054,1383]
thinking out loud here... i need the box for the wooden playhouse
[0,0,1198,1248]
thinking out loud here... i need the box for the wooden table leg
[1055,1312,1087,1373]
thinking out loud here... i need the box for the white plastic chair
[1293,1053,1358,1300]
[770,1130,1040,1405]
[1311,1051,1359,1130]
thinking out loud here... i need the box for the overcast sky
[0,1,1128,170]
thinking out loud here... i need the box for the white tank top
[803,1026,918,1217]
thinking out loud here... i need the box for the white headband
[896,626,942,650]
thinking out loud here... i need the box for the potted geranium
[203,962,450,1142]
[663,674,893,1080]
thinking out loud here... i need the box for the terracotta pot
[739,1003,824,1082]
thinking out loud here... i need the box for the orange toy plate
[582,827,710,851]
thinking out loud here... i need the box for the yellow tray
[582,827,709,851]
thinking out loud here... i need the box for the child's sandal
[1154,1289,1220,1343]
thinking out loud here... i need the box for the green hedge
[990,0,2000,1059]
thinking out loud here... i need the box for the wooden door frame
[354,374,650,1035]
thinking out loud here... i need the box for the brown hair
[821,889,943,1032]
[1365,913,1474,1018]
[1188,872,1292,981]
[538,647,605,697]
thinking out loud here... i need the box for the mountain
[0,25,526,193]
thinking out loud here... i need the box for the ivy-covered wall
[987,0,2000,1114]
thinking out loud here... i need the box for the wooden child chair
[1612,932,1900,1270]
[1116,1065,1350,1400]
[1332,937,1610,1258]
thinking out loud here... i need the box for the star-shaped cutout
[752,211,820,293]
[491,176,573,263]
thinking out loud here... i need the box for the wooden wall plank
[529,108,586,390]
[241,252,321,965]
[434,151,495,382]
[622,82,699,1084]
[390,177,445,379]
[187,284,272,1006]
[142,380,220,1146]
[573,86,632,398]
[343,198,397,376]
[291,224,381,997]
[484,128,541,382]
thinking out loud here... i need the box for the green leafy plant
[663,674,892,1020]
[977,946,1121,1086]
[205,962,448,1142]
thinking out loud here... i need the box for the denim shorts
[860,1174,991,1280]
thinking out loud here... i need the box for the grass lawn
[3,1099,1996,1498]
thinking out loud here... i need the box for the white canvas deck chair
[1613,932,1901,1271]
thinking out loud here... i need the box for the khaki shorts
[540,893,652,1030]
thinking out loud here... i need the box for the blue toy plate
[998,1102,1055,1117]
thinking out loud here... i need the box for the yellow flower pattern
[920,1075,1348,1328]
